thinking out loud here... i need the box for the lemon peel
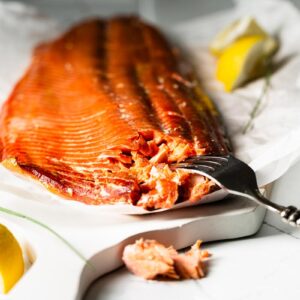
[210,16,267,56]
[216,35,278,91]
[0,224,24,294]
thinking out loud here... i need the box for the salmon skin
[0,16,230,210]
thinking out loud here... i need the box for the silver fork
[173,154,300,227]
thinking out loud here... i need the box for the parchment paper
[0,0,299,214]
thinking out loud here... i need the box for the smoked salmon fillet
[0,17,229,209]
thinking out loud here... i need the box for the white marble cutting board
[0,184,265,299]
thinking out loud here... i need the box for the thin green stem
[0,206,94,269]
[242,70,271,134]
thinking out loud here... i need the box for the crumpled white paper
[0,0,299,214]
[173,0,300,186]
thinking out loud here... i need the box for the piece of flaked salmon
[122,239,210,280]
[173,240,211,279]
[122,239,179,280]
[0,16,230,209]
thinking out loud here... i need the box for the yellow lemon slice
[0,224,24,294]
[216,35,278,91]
[210,16,267,56]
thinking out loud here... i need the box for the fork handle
[228,189,300,227]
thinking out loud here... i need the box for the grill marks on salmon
[0,17,229,209]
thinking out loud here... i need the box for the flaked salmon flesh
[122,239,210,279]
[0,16,230,209]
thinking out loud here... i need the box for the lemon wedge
[216,35,278,91]
[211,16,279,91]
[210,16,267,56]
[0,224,24,294]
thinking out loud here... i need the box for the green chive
[0,206,94,270]
[242,69,272,134]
